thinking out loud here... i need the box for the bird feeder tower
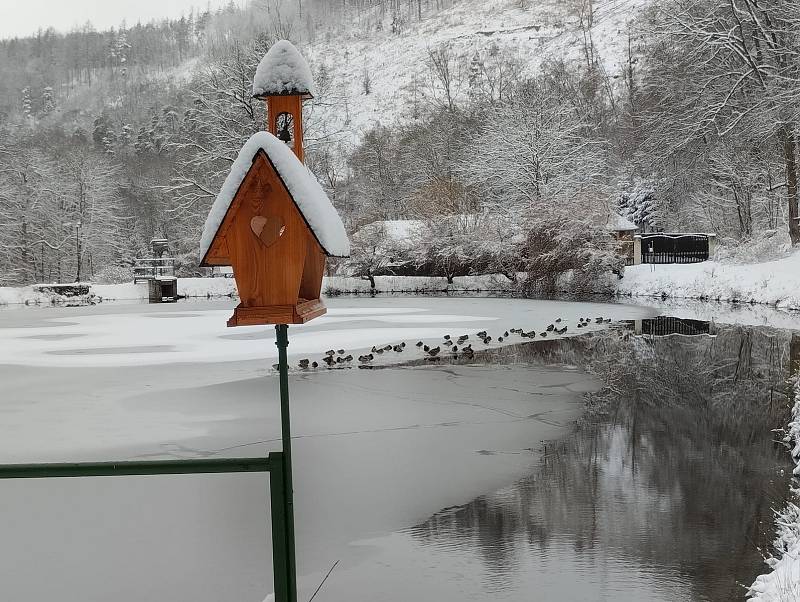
[199,40,349,327]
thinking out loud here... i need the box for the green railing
[0,452,294,602]
[0,324,299,602]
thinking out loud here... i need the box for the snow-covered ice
[0,297,653,368]
[199,131,349,261]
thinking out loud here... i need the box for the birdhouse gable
[252,39,315,98]
[199,131,350,266]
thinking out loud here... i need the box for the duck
[546,324,555,332]
[423,345,430,352]
[428,346,441,357]
[503,331,509,337]
[325,349,335,357]
[540,332,547,337]
[477,331,487,338]
[298,359,310,369]
[483,336,492,343]
[416,341,424,347]
[393,345,403,352]
[337,348,345,355]
[312,361,319,368]
[358,354,374,364]
[457,335,469,343]
[344,355,353,362]
[498,336,504,342]
[322,356,335,366]
[595,317,603,323]
[555,318,562,323]
[604,318,612,323]
[443,335,451,341]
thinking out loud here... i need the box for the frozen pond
[0,297,795,601]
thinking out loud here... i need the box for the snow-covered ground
[0,277,239,305]
[749,380,800,602]
[618,251,800,310]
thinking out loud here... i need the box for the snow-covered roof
[361,217,484,242]
[252,40,315,98]
[199,131,350,260]
[606,212,638,232]
[376,219,424,241]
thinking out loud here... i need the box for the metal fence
[640,234,710,264]
[133,257,176,282]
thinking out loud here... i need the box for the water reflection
[407,321,795,601]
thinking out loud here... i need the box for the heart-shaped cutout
[250,215,286,248]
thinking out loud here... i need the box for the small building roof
[199,131,350,261]
[607,212,638,232]
[252,40,315,98]
[367,219,424,241]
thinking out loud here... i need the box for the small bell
[278,124,292,143]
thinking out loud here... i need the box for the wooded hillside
[1,0,798,290]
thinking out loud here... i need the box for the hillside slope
[304,0,651,142]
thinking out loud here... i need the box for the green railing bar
[0,457,272,479]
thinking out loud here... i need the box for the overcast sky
[0,0,240,40]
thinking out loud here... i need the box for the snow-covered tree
[617,180,660,233]
[641,0,800,244]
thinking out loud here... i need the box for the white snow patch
[252,39,315,97]
[199,131,349,261]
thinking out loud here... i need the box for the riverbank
[618,250,800,310]
[0,275,512,306]
[0,278,239,305]
[749,379,800,602]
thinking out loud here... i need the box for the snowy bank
[618,251,800,310]
[748,380,800,601]
[324,274,513,295]
[0,286,58,306]
[0,275,514,305]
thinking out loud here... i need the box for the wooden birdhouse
[199,40,349,327]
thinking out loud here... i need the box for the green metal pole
[275,324,297,602]
[269,451,290,602]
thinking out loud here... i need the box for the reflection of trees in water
[409,325,795,601]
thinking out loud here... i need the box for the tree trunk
[20,219,29,285]
[783,128,800,245]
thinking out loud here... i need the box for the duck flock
[276,315,614,372]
